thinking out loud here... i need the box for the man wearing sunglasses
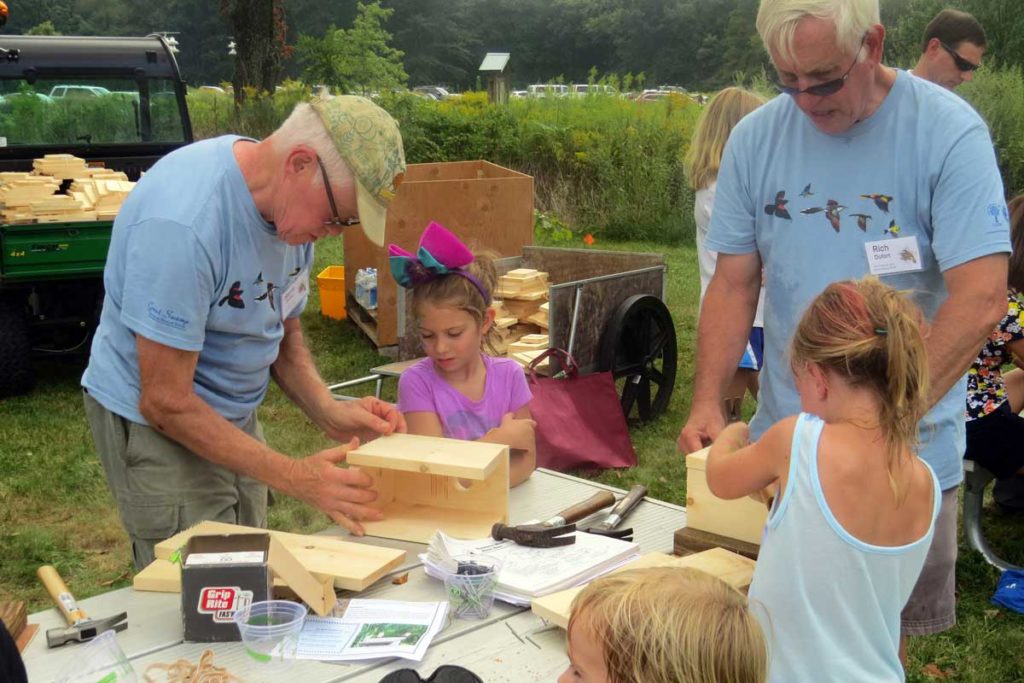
[82,95,409,570]
[679,0,1009,673]
[911,9,986,91]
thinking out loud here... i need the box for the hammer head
[46,612,127,648]
[491,522,576,548]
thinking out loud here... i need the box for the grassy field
[1,236,1022,681]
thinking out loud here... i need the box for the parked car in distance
[635,89,670,102]
[197,85,226,94]
[527,84,569,98]
[0,91,54,105]
[48,84,111,98]
[413,85,450,100]
[510,89,528,99]
[571,84,616,96]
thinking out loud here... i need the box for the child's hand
[715,421,750,453]
[498,412,536,449]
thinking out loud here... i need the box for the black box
[180,533,272,642]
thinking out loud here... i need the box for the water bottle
[355,268,368,309]
[367,268,378,309]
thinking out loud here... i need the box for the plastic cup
[232,599,307,668]
[443,554,502,619]
[54,629,138,682]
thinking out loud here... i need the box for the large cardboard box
[343,160,534,350]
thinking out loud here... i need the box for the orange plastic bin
[317,265,347,320]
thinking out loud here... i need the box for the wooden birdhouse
[347,433,510,543]
[681,447,768,550]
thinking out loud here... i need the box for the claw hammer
[491,491,616,547]
[37,565,127,648]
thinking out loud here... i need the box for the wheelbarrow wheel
[599,294,677,423]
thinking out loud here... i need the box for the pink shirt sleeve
[507,362,533,412]
[397,360,439,414]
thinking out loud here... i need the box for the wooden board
[348,434,510,543]
[674,526,760,560]
[153,521,406,592]
[508,334,548,355]
[503,298,547,322]
[0,600,26,639]
[347,433,506,480]
[134,559,299,594]
[133,558,182,593]
[16,624,38,653]
[530,548,756,628]
[685,447,768,545]
[266,535,335,616]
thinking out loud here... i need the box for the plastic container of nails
[443,555,503,619]
[232,599,307,668]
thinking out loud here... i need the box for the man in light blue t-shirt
[82,96,408,569]
[678,0,1009,661]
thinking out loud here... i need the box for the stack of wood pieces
[509,333,550,373]
[526,301,549,329]
[0,174,61,222]
[32,153,93,180]
[68,175,134,220]
[489,299,520,355]
[495,268,549,300]
[496,268,550,322]
[0,155,135,223]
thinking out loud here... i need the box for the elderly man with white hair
[83,96,408,569]
[679,0,1009,677]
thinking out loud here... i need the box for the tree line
[3,0,1023,93]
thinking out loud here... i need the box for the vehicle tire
[0,296,34,397]
[598,294,677,423]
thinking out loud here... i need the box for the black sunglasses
[378,665,484,683]
[316,156,360,227]
[940,41,980,72]
[777,35,866,98]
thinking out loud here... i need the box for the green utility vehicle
[0,34,193,397]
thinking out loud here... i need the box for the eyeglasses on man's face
[777,35,867,98]
[316,156,360,227]
[940,41,980,72]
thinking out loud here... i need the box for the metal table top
[25,469,686,682]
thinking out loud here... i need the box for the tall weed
[961,67,1024,197]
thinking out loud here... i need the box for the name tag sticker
[281,268,309,319]
[864,236,923,275]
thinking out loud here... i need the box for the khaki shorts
[84,390,269,571]
[901,486,958,636]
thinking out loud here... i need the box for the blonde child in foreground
[560,566,768,683]
[706,277,941,682]
[390,221,536,486]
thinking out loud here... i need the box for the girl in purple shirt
[390,222,536,486]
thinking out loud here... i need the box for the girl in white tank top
[706,277,941,682]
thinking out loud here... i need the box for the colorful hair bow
[388,221,490,303]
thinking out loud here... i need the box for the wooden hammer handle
[552,491,616,525]
[37,565,88,626]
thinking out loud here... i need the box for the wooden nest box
[347,433,510,543]
[681,447,769,549]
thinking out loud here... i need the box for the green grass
[1,236,1023,680]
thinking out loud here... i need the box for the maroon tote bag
[526,348,638,471]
